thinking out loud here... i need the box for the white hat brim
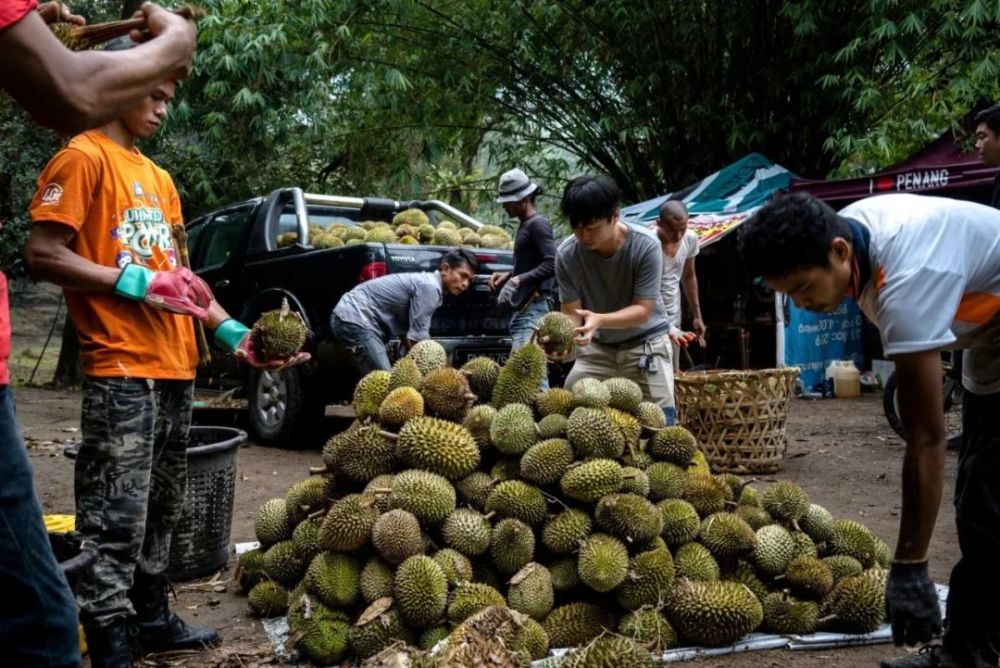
[496,182,538,204]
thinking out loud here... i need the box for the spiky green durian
[669,578,764,647]
[254,497,291,547]
[698,512,757,561]
[235,548,265,593]
[462,404,498,450]
[389,355,423,390]
[536,387,575,417]
[762,481,810,525]
[595,493,664,545]
[407,339,448,375]
[447,582,507,623]
[571,377,612,409]
[390,469,457,525]
[460,357,501,404]
[567,407,625,459]
[536,413,569,439]
[490,518,535,575]
[673,542,720,581]
[542,508,593,555]
[762,592,820,635]
[285,476,331,526]
[645,461,688,501]
[683,473,734,517]
[304,552,361,608]
[420,367,476,420]
[658,498,701,546]
[619,608,677,652]
[318,493,378,552]
[615,547,676,610]
[520,438,574,485]
[560,459,625,503]
[378,386,424,430]
[485,480,548,526]
[454,471,496,510]
[753,524,798,577]
[262,540,306,587]
[432,548,473,586]
[371,508,424,564]
[442,508,493,556]
[577,533,629,593]
[785,555,834,599]
[248,580,288,617]
[393,208,431,228]
[250,299,307,359]
[490,402,538,455]
[541,603,616,649]
[395,416,480,480]
[534,312,576,358]
[394,555,449,629]
[360,558,395,604]
[507,562,555,620]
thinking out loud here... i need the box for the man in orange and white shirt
[24,78,304,668]
[741,192,1000,668]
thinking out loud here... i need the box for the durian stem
[818,614,837,624]
[379,430,400,441]
[368,488,392,495]
[790,519,801,532]
[306,508,327,520]
[308,466,330,475]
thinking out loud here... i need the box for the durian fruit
[460,357,500,403]
[578,533,630,593]
[235,548,265,593]
[736,504,773,530]
[784,555,834,599]
[291,517,323,563]
[595,493,664,545]
[620,467,651,497]
[658,499,701,547]
[254,497,291,547]
[288,593,351,665]
[395,416,480,480]
[615,547,676,611]
[360,558,395,604]
[462,404,498,450]
[454,471,496,510]
[313,232,344,249]
[285,476,331,526]
[560,459,625,503]
[419,625,450,651]
[417,223,436,243]
[491,456,521,482]
[354,370,392,420]
[248,580,289,617]
[343,226,368,241]
[829,519,877,567]
[536,387,575,417]
[620,448,655,471]
[673,542,720,582]
[738,485,762,507]
[319,493,379,552]
[432,548,473,586]
[261,539,306,587]
[442,508,493,556]
[433,228,462,246]
[447,582,507,623]
[378,386,424,430]
[561,633,656,668]
[542,508,593,555]
[698,512,757,561]
[872,536,892,568]
[395,223,418,239]
[549,557,581,592]
[393,555,449,629]
[366,227,398,243]
[490,403,538,455]
[791,530,819,559]
[635,401,667,431]
[543,602,616,649]
[444,606,538,665]
[492,343,548,408]
[824,570,886,633]
[533,312,576,358]
[420,367,476,421]
[689,449,712,476]
[478,224,511,239]
[571,377,612,409]
[390,469,457,525]
[619,608,677,652]
[800,503,836,544]
[520,438,574,486]
[513,617,550,661]
[250,298,308,359]
[567,407,625,459]
[277,231,299,247]
[349,599,414,660]
[393,208,431,228]
[762,481,810,525]
[721,559,770,604]
[371,508,424,564]
[389,356,423,390]
[823,555,864,583]
[485,480,548,526]
[325,424,396,483]
[683,473,734,517]
[753,524,798,577]
[507,562,555,620]
[762,592,820,635]
[460,232,482,247]
[407,339,448,375]
[304,552,361,608]
[479,233,509,249]
[645,462,688,501]
[606,408,642,449]
[648,425,699,465]
[437,220,458,231]
[603,377,644,413]
[536,413,569,439]
[490,518,535,575]
[669,578,764,647]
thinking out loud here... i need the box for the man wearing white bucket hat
[489,168,557,388]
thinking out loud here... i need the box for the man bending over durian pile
[24,78,306,668]
[741,192,1000,668]
[554,175,677,423]
[330,248,479,374]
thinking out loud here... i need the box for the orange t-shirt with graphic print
[29,130,196,380]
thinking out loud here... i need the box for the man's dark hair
[974,104,1000,134]
[739,191,852,278]
[442,247,479,273]
[560,175,621,228]
[526,186,543,205]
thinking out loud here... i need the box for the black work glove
[885,561,942,646]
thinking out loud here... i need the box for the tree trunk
[53,316,83,388]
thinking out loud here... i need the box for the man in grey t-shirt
[331,248,479,373]
[555,175,677,422]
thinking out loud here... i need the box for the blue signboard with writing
[784,298,864,390]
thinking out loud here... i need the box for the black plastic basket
[64,425,245,581]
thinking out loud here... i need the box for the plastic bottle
[833,360,861,398]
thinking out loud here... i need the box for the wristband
[214,319,250,353]
[113,264,154,301]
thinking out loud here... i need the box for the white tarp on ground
[237,542,949,666]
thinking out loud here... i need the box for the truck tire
[247,365,324,447]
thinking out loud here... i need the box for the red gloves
[114,264,213,320]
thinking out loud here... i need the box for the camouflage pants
[75,377,192,627]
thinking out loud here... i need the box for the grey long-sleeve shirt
[333,271,443,341]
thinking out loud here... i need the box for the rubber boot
[80,620,134,668]
[128,573,220,653]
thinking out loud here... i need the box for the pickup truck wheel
[248,365,324,447]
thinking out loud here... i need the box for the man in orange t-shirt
[24,79,306,668]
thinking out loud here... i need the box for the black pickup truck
[184,187,515,445]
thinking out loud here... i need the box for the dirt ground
[13,381,959,667]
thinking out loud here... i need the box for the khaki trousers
[564,334,675,409]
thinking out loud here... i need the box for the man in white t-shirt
[652,200,705,370]
[741,192,1000,668]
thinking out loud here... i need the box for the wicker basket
[675,367,799,474]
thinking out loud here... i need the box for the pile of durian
[235,312,892,667]
[276,208,515,251]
